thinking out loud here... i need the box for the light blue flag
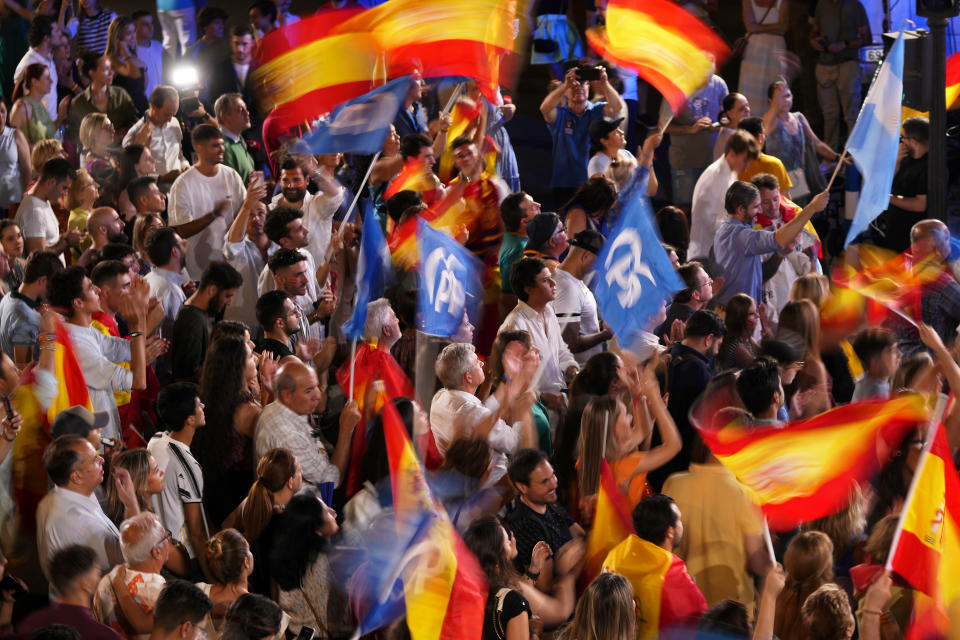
[302,76,412,155]
[416,218,484,337]
[343,207,395,341]
[593,194,684,347]
[844,30,905,247]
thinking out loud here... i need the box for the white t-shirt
[137,39,165,98]
[15,195,61,262]
[148,432,206,558]
[168,165,246,279]
[553,267,603,366]
[587,148,634,178]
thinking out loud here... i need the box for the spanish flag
[437,98,483,184]
[947,52,959,110]
[586,0,729,111]
[584,460,635,584]
[388,199,467,270]
[381,399,487,640]
[334,340,414,415]
[887,423,960,630]
[13,317,93,531]
[696,395,929,531]
[384,160,440,204]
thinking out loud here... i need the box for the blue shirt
[713,217,780,306]
[0,292,39,359]
[547,102,607,188]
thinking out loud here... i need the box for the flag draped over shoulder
[362,399,487,640]
[586,0,729,111]
[695,395,929,531]
[844,30,905,247]
[584,460,635,584]
[13,318,93,530]
[888,423,960,629]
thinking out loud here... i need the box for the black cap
[568,229,605,255]
[589,117,624,147]
[525,212,561,251]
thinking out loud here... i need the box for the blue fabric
[416,219,484,337]
[547,102,607,188]
[845,30,905,247]
[343,206,395,340]
[304,76,412,155]
[593,192,683,347]
[713,217,780,306]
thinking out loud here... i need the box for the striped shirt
[73,10,116,56]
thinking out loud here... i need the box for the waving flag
[947,52,959,109]
[844,30,905,247]
[887,422,960,633]
[302,76,411,155]
[343,207,395,341]
[586,0,729,111]
[416,219,484,337]
[13,317,93,531]
[695,395,929,530]
[584,460,635,584]
[593,193,683,349]
[353,399,487,640]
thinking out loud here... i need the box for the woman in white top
[738,0,789,111]
[586,116,632,178]
[0,101,30,212]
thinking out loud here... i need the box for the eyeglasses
[696,278,713,289]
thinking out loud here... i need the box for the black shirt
[171,304,214,382]
[502,498,574,573]
[483,588,531,640]
[881,153,927,253]
[258,337,294,359]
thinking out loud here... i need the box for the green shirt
[498,231,527,293]
[222,134,254,185]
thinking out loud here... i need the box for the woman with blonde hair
[132,213,163,271]
[577,363,680,508]
[789,273,830,308]
[102,448,164,525]
[65,168,99,259]
[78,112,120,207]
[557,572,636,640]
[199,528,255,635]
[773,531,835,640]
[28,138,65,187]
[777,299,831,418]
[105,17,148,114]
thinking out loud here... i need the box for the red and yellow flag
[335,341,414,414]
[584,459,635,584]
[586,0,729,111]
[947,52,959,110]
[696,395,930,531]
[382,400,487,640]
[437,98,483,183]
[384,160,440,203]
[13,317,93,531]
[888,423,960,631]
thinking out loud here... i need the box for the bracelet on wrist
[127,331,143,339]
[525,568,541,580]
[2,433,16,442]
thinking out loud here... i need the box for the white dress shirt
[123,116,190,176]
[688,154,737,259]
[14,48,58,122]
[145,266,188,337]
[36,485,122,581]
[430,389,519,484]
[269,188,345,267]
[254,401,339,486]
[137,39,165,98]
[64,323,133,441]
[168,165,246,279]
[499,300,578,394]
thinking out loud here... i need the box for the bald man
[79,208,128,268]
[893,219,960,357]
[253,358,360,486]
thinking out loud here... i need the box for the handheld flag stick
[348,337,358,402]
[825,148,848,192]
[442,83,465,116]
[885,393,948,570]
[340,150,382,234]
[762,518,776,563]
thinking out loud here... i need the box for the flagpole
[762,518,776,563]
[348,337,358,402]
[340,150,381,233]
[884,393,948,571]
[825,148,848,191]
[442,82,465,116]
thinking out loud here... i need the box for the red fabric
[659,556,708,632]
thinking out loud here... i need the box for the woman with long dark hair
[560,175,617,237]
[269,493,349,637]
[192,336,262,528]
[719,293,761,370]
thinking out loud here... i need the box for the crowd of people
[0,0,954,639]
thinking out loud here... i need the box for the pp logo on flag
[604,229,654,308]
[425,248,465,315]
[329,92,402,136]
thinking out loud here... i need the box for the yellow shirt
[739,153,793,194]
[662,463,763,609]
[67,208,93,261]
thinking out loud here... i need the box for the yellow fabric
[610,451,648,509]
[662,463,763,609]
[739,153,792,192]
[67,208,93,260]
[90,319,131,407]
[603,535,672,640]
